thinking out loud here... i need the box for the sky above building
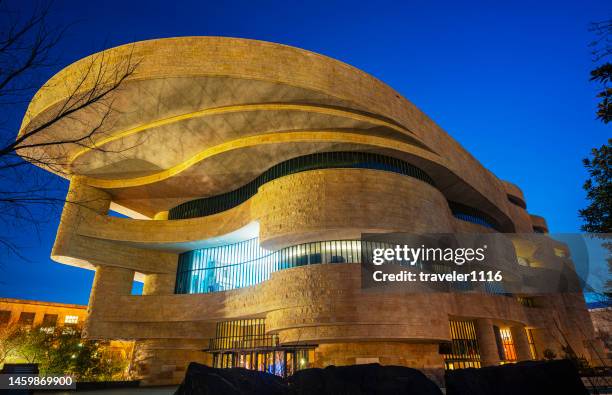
[0,0,609,305]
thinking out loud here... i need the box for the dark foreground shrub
[174,362,287,395]
[176,362,442,395]
[445,359,588,395]
[287,363,443,395]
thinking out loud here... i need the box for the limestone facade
[16,37,601,385]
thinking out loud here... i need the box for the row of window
[168,151,435,220]
[209,318,313,377]
[444,320,537,369]
[207,318,533,375]
[175,238,515,295]
[175,239,367,294]
[212,349,313,378]
[164,150,507,234]
[0,310,79,327]
[448,201,500,230]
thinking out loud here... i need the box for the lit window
[64,315,79,324]
[498,328,517,361]
[62,326,77,335]
[525,328,537,359]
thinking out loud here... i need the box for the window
[526,329,537,359]
[64,315,79,324]
[448,201,500,230]
[209,319,313,377]
[517,297,535,307]
[210,319,277,351]
[18,312,35,326]
[507,195,526,209]
[442,320,482,370]
[0,310,10,326]
[41,314,58,327]
[495,327,517,361]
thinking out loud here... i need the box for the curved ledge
[69,103,427,164]
[76,169,454,247]
[81,130,441,189]
[169,151,434,220]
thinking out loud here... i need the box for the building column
[52,176,111,260]
[85,265,135,338]
[143,273,175,295]
[510,325,532,361]
[132,339,211,386]
[475,318,500,366]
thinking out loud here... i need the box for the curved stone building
[18,37,598,385]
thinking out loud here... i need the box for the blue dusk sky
[0,0,609,305]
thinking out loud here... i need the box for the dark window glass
[18,312,35,326]
[42,314,58,327]
[0,310,10,325]
[448,201,500,230]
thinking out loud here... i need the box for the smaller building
[0,298,133,374]
[0,298,87,331]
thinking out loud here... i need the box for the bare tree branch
[0,1,141,260]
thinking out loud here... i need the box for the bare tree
[0,1,139,261]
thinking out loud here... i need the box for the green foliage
[561,345,590,369]
[590,63,612,123]
[589,20,612,123]
[0,325,128,381]
[579,139,612,233]
[542,348,557,360]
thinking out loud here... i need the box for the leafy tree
[589,20,612,123]
[579,139,612,233]
[543,348,557,360]
[590,63,612,123]
[0,325,128,381]
[0,323,24,365]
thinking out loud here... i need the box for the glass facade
[209,319,314,377]
[175,239,365,294]
[175,238,512,295]
[443,320,482,370]
[168,151,434,220]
